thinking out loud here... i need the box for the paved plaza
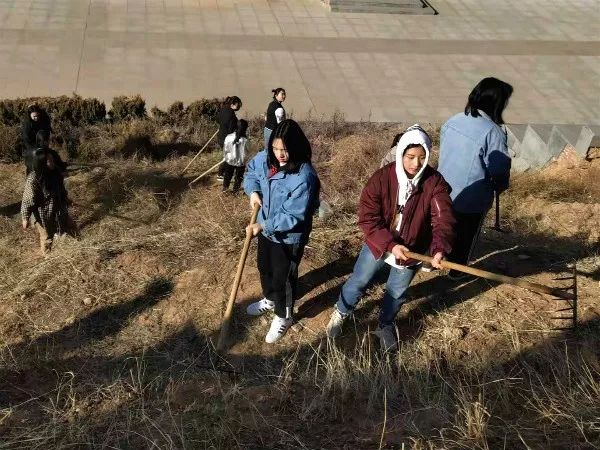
[0,0,598,124]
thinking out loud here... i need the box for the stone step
[321,0,437,14]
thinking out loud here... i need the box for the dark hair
[390,133,402,149]
[225,96,242,108]
[465,77,513,125]
[272,88,285,99]
[36,129,50,148]
[28,103,43,114]
[267,119,311,173]
[32,148,47,174]
[235,119,248,142]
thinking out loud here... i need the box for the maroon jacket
[358,163,455,265]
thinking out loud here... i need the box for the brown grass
[0,115,598,449]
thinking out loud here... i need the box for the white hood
[393,124,432,228]
[383,124,432,269]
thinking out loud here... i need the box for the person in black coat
[24,130,66,175]
[264,88,286,150]
[217,96,242,180]
[21,103,52,152]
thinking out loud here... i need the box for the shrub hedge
[0,95,225,162]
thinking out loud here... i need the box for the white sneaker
[373,325,398,351]
[326,308,349,338]
[246,298,275,316]
[265,316,293,343]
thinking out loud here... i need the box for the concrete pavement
[0,0,598,124]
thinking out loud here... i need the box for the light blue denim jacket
[243,150,319,245]
[438,111,511,214]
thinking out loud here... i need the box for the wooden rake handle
[188,158,225,187]
[216,203,260,352]
[406,251,574,300]
[181,129,218,175]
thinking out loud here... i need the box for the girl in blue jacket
[438,77,513,280]
[243,119,320,343]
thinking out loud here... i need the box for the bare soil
[0,132,598,449]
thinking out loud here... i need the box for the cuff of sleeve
[386,241,397,253]
[430,245,446,257]
[261,220,274,237]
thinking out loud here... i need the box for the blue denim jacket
[438,112,511,214]
[243,150,319,244]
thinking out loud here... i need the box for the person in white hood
[222,119,249,193]
[326,125,456,351]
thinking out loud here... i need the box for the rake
[406,251,578,330]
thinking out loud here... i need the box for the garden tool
[217,203,260,352]
[406,251,578,330]
[181,129,218,175]
[188,158,225,186]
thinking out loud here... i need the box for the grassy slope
[0,121,598,449]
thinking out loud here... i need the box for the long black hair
[464,77,513,125]
[32,148,47,174]
[36,129,50,148]
[267,119,311,173]
[235,119,248,142]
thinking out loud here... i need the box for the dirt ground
[0,140,598,449]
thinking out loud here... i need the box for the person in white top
[222,119,248,194]
[264,88,286,149]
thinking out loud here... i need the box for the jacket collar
[388,163,433,193]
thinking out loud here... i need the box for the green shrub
[110,95,147,121]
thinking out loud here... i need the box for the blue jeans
[336,245,417,327]
[263,127,273,150]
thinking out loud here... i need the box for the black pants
[448,209,487,265]
[222,163,244,190]
[257,233,305,319]
[217,160,226,177]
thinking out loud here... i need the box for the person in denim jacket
[438,77,513,280]
[243,119,320,344]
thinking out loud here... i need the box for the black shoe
[447,269,472,281]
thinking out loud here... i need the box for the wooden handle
[405,251,574,300]
[188,158,225,186]
[216,203,261,352]
[494,191,501,228]
[181,129,218,175]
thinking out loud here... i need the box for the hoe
[216,208,579,352]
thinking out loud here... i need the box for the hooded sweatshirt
[379,125,433,268]
[223,132,248,167]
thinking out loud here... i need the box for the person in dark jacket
[326,125,455,351]
[24,130,67,175]
[21,148,75,254]
[21,103,52,152]
[438,77,513,280]
[263,88,286,150]
[217,96,242,180]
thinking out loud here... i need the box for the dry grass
[0,116,598,449]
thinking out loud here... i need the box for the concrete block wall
[508,124,600,172]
